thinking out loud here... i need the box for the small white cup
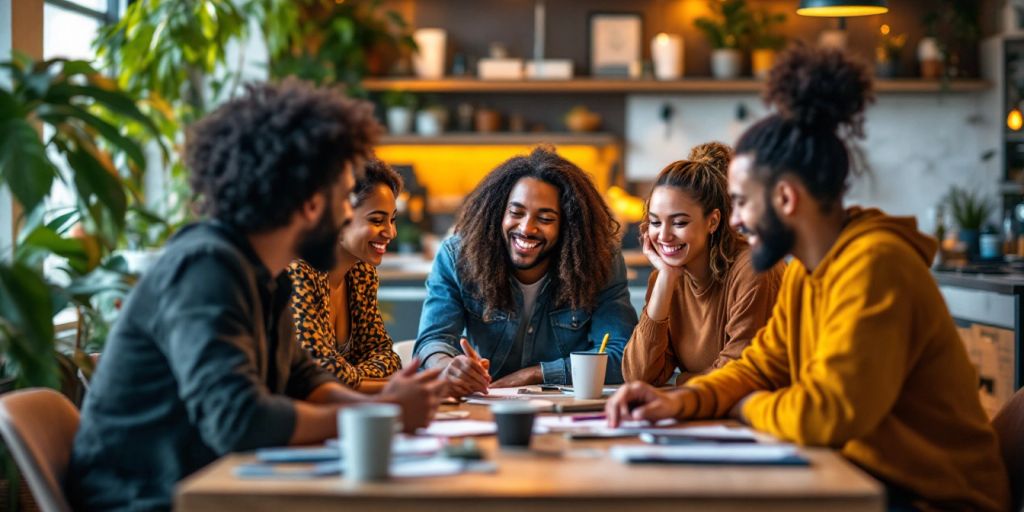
[339,403,400,482]
[570,352,608,399]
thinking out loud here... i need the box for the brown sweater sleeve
[710,254,784,370]
[622,270,680,385]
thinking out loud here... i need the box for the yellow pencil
[598,332,610,354]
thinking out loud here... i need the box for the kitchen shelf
[379,132,619,146]
[363,77,991,94]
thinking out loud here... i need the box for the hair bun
[766,43,874,132]
[687,142,732,173]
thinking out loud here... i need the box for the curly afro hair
[455,146,620,314]
[185,78,382,232]
[736,43,873,210]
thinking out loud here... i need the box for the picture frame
[588,12,644,77]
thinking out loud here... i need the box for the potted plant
[875,24,907,79]
[0,55,165,390]
[415,96,448,137]
[694,0,752,79]
[381,90,417,135]
[946,186,995,260]
[261,0,417,91]
[749,8,786,79]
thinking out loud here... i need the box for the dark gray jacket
[67,221,334,511]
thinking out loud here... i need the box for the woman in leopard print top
[287,160,403,388]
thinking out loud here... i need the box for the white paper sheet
[419,420,496,437]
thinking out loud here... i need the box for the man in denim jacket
[414,147,638,397]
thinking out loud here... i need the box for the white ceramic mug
[570,352,608,399]
[339,403,400,481]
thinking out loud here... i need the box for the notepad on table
[609,444,809,466]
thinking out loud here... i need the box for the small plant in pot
[749,8,786,79]
[694,0,752,79]
[946,186,995,260]
[381,90,417,135]
[875,24,907,79]
[415,96,448,137]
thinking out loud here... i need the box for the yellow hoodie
[685,207,1010,511]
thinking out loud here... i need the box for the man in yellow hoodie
[607,44,1010,511]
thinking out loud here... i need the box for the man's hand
[490,365,542,388]
[379,360,445,433]
[440,338,491,398]
[728,393,754,424]
[605,381,690,427]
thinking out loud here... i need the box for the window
[40,0,120,283]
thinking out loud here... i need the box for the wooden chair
[0,388,79,512]
[993,387,1024,512]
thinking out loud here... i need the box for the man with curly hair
[414,147,638,397]
[68,80,443,511]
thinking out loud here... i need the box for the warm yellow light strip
[375,144,620,211]
[796,6,888,16]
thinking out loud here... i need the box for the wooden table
[175,404,884,512]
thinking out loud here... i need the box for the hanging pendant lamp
[797,0,888,17]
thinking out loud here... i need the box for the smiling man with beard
[67,80,443,512]
[606,45,1009,511]
[414,147,637,396]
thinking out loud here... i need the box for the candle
[651,33,683,80]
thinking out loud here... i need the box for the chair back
[0,388,79,512]
[393,339,416,368]
[993,387,1024,512]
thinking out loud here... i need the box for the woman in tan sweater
[623,142,784,385]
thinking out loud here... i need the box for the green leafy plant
[749,9,786,50]
[0,55,164,388]
[262,0,416,92]
[694,0,753,50]
[94,0,256,246]
[381,89,417,110]
[946,186,994,231]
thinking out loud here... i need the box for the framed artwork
[588,12,643,77]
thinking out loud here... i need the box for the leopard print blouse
[287,259,401,388]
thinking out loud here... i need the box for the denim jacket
[414,236,638,385]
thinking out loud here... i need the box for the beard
[750,201,795,272]
[297,205,343,273]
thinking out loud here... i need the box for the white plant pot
[917,37,943,62]
[710,49,742,79]
[416,109,448,136]
[386,107,413,135]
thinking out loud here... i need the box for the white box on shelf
[478,58,524,80]
[525,60,573,80]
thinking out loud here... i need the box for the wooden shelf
[379,132,619,146]
[363,77,991,94]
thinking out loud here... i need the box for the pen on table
[598,332,609,354]
[570,413,607,422]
